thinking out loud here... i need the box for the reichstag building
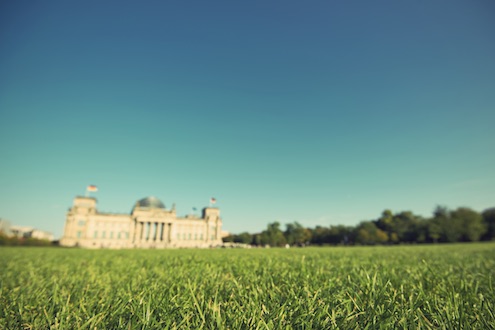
[60,196,223,249]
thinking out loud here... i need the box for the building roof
[135,196,166,209]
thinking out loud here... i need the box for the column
[147,222,152,241]
[164,223,169,243]
[130,220,136,244]
[159,223,164,242]
[137,222,142,241]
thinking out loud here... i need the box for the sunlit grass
[1,243,494,329]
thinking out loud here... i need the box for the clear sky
[1,1,494,239]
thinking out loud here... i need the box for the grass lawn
[1,243,494,329]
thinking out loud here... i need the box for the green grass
[1,243,494,329]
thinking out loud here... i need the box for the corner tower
[203,207,222,243]
[60,197,98,247]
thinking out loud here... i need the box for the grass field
[1,243,494,329]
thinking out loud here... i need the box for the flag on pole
[210,197,216,204]
[87,185,98,192]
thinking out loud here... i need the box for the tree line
[223,206,495,247]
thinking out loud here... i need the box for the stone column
[159,223,164,242]
[137,222,142,242]
[164,223,169,243]
[130,220,136,244]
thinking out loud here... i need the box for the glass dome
[134,196,165,209]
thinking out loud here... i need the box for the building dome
[135,196,166,209]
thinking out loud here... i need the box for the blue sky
[1,1,494,238]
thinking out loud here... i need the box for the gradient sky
[1,1,494,239]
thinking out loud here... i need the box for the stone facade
[5,222,54,241]
[60,196,223,249]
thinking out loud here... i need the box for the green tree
[355,221,388,245]
[451,207,485,242]
[234,232,253,244]
[284,223,297,245]
[427,219,442,243]
[481,208,495,241]
[375,210,425,243]
[309,226,330,245]
[432,206,463,242]
[285,222,311,246]
[261,222,286,247]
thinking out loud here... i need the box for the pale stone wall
[60,196,223,249]
[9,225,54,241]
[0,219,12,236]
[30,229,54,241]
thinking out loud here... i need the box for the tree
[310,226,330,245]
[355,221,388,245]
[326,225,353,245]
[284,222,311,246]
[451,208,485,242]
[284,223,297,245]
[253,233,262,246]
[235,232,253,244]
[414,219,429,243]
[432,206,463,243]
[427,218,442,243]
[481,208,495,241]
[261,222,286,247]
[374,210,424,244]
[393,211,423,243]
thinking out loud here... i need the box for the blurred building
[9,225,54,241]
[60,196,223,249]
[0,218,13,236]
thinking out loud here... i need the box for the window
[78,220,85,226]
[102,231,106,239]
[117,232,121,239]
[194,233,198,240]
[200,233,203,240]
[77,231,82,238]
[110,232,114,239]
[125,232,129,239]
[188,233,191,240]
[177,233,180,240]
[94,231,98,238]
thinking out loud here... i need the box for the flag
[87,185,98,192]
[210,197,216,204]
